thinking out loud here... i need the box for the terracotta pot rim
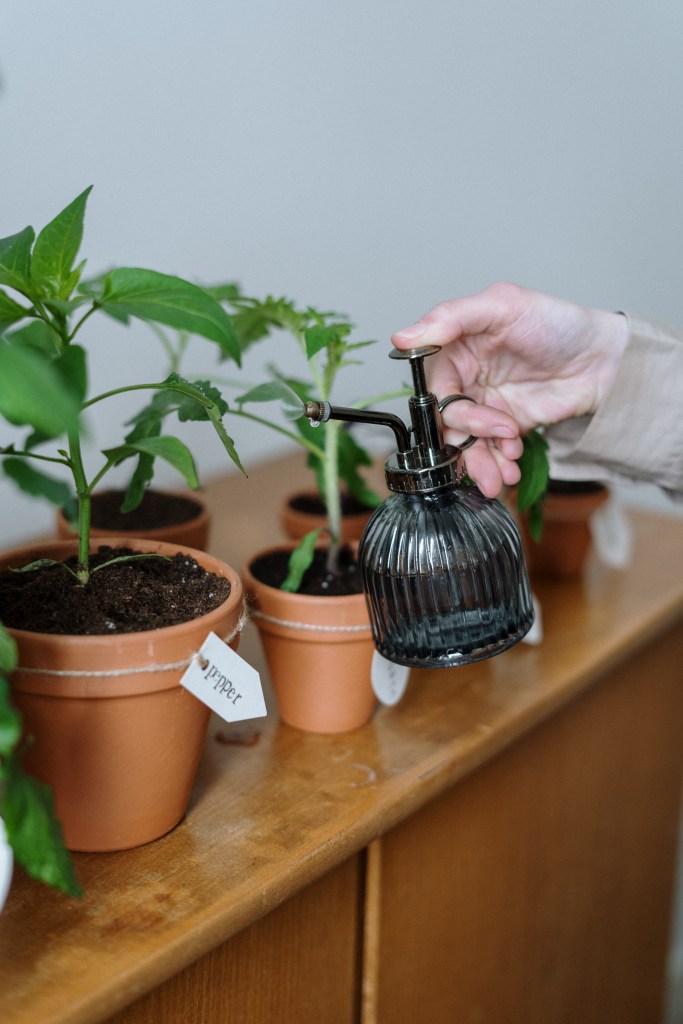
[243,542,365,609]
[1,538,243,666]
[56,489,210,541]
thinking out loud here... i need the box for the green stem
[67,303,99,343]
[66,426,91,582]
[322,419,342,571]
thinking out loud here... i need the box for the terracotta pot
[56,489,211,550]
[242,544,376,734]
[2,538,244,852]
[280,491,375,543]
[522,482,610,579]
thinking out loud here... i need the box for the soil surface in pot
[0,546,231,635]
[85,489,203,531]
[288,493,375,517]
[251,546,363,597]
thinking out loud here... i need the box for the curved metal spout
[303,400,411,453]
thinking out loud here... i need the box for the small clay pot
[56,489,211,550]
[522,481,610,579]
[280,491,375,543]
[242,543,376,734]
[3,538,243,852]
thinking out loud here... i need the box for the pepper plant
[0,187,244,582]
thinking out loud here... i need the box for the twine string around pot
[14,603,250,679]
[250,607,372,634]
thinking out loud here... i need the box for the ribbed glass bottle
[359,485,534,668]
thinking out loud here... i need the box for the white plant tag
[590,497,632,569]
[181,631,267,723]
[522,593,543,645]
[371,650,410,706]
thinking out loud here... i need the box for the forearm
[546,314,683,497]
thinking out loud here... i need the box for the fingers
[391,283,523,350]
[439,395,521,445]
[457,439,521,499]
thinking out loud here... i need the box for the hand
[392,282,628,497]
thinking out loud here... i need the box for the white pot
[0,818,13,911]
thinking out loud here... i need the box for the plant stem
[322,418,342,571]
[66,426,91,582]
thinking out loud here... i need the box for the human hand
[392,282,628,497]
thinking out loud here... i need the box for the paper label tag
[590,497,632,569]
[371,650,410,706]
[180,631,267,723]
[522,593,543,646]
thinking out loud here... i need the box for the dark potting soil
[289,492,374,517]
[87,489,203,531]
[0,547,231,635]
[250,545,363,597]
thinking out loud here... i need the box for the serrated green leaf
[174,378,229,422]
[31,187,92,301]
[0,754,82,896]
[338,431,382,509]
[281,529,321,592]
[103,435,200,489]
[100,268,240,364]
[0,226,35,297]
[236,380,304,421]
[2,458,73,510]
[0,343,79,435]
[0,289,30,331]
[304,324,338,360]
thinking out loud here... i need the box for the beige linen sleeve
[544,313,683,497]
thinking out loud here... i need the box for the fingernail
[394,322,427,341]
[491,425,517,438]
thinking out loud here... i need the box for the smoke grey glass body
[304,345,535,668]
[359,484,534,668]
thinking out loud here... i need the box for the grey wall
[2,0,683,544]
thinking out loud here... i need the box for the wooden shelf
[1,455,682,1024]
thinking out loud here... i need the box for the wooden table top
[2,454,683,1024]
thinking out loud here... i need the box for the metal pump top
[303,346,477,494]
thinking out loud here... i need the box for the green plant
[208,294,409,591]
[0,186,244,893]
[0,186,244,582]
[516,428,550,541]
[0,622,80,896]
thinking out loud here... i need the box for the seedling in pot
[207,294,410,591]
[0,186,244,583]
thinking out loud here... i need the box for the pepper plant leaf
[0,226,35,297]
[102,435,201,490]
[2,458,74,511]
[30,186,92,301]
[517,429,550,511]
[100,268,241,364]
[0,290,30,332]
[0,749,82,896]
[0,343,79,435]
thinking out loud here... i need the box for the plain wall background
[2,4,683,1018]
[2,0,683,544]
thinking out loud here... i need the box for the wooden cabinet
[1,459,682,1024]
